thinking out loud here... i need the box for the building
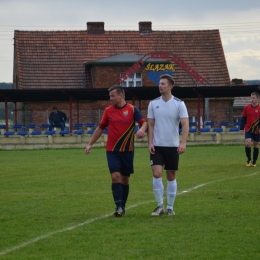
[13,21,231,127]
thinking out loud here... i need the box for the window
[120,73,142,87]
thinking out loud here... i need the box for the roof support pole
[198,94,201,132]
[76,101,79,123]
[202,98,205,126]
[69,96,72,133]
[14,102,17,125]
[205,98,209,123]
[5,97,8,132]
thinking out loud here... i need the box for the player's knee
[153,172,162,178]
[111,172,121,183]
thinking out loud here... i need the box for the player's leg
[166,171,177,215]
[150,147,165,216]
[111,172,125,216]
[245,132,253,166]
[120,175,129,215]
[252,134,260,166]
[165,147,179,216]
[120,151,133,215]
[106,152,124,216]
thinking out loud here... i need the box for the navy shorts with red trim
[245,132,260,142]
[106,151,134,176]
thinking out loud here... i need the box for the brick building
[13,21,231,127]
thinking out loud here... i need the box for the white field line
[0,171,258,256]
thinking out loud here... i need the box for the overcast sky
[0,0,259,83]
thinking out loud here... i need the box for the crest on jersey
[255,110,258,113]
[123,110,128,116]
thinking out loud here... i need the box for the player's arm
[240,116,246,134]
[85,127,104,154]
[85,109,108,154]
[178,117,188,154]
[136,119,147,139]
[147,118,155,154]
[133,106,147,138]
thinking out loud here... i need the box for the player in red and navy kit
[240,92,260,167]
[85,86,147,217]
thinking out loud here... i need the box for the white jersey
[147,96,188,147]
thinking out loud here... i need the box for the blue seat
[13,124,23,129]
[179,128,182,133]
[59,130,70,135]
[229,127,239,132]
[103,129,108,134]
[233,122,241,127]
[44,130,55,135]
[189,122,197,127]
[200,128,210,132]
[74,123,84,128]
[17,131,28,136]
[31,131,42,135]
[213,128,223,133]
[87,129,95,134]
[86,123,95,128]
[0,125,6,129]
[219,122,229,126]
[27,124,36,129]
[189,128,197,133]
[74,130,84,135]
[4,131,15,136]
[40,124,50,129]
[205,121,215,127]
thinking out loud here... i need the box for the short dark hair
[251,92,259,98]
[53,106,57,110]
[108,85,125,96]
[160,74,175,86]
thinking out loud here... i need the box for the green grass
[0,146,259,259]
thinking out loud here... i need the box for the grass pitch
[0,145,259,259]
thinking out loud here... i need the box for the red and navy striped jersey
[242,104,260,133]
[99,103,145,152]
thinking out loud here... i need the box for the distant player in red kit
[240,92,260,167]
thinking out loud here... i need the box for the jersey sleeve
[99,108,109,130]
[242,105,248,117]
[134,106,146,125]
[147,101,154,119]
[179,102,189,118]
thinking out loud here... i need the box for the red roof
[13,26,230,89]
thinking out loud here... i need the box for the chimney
[87,22,105,34]
[139,21,152,35]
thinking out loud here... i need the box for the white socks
[153,177,177,209]
[167,179,177,210]
[153,177,164,206]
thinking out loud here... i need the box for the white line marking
[0,171,258,256]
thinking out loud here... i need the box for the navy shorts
[150,146,179,171]
[106,151,134,176]
[245,132,260,142]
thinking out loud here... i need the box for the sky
[0,0,259,83]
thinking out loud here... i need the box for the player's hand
[177,142,186,154]
[239,130,244,135]
[85,144,92,154]
[149,144,155,154]
[136,129,145,139]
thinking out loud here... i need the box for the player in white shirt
[147,74,189,216]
